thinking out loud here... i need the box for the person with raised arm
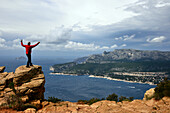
[21,40,40,67]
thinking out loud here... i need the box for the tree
[154,78,170,100]
[119,96,127,102]
[106,93,118,102]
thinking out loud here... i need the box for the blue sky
[0,0,170,58]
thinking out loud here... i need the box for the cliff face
[0,65,45,106]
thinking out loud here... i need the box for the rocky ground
[0,65,170,113]
[0,97,170,113]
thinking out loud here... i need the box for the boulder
[0,65,45,108]
[143,88,155,100]
[0,66,5,73]
[24,108,36,113]
[13,65,43,86]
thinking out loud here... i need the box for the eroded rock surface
[36,97,170,113]
[0,66,5,73]
[0,65,45,106]
[143,88,155,100]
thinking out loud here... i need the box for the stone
[24,108,36,113]
[0,98,7,106]
[13,65,43,85]
[4,88,13,93]
[21,95,29,103]
[42,101,49,108]
[0,66,5,73]
[5,72,15,80]
[0,78,6,91]
[143,88,155,100]
[0,72,8,78]
[0,65,45,109]
[30,100,41,109]
[23,79,45,89]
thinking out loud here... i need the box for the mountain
[52,49,170,84]
[15,56,26,60]
[76,49,170,64]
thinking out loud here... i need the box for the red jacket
[21,41,39,54]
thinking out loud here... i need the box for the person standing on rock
[21,40,40,68]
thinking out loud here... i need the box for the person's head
[28,42,31,45]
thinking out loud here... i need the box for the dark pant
[26,54,33,67]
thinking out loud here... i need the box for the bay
[0,56,156,102]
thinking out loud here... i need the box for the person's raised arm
[21,40,25,47]
[31,42,40,48]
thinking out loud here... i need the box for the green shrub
[119,96,134,102]
[78,98,101,105]
[8,82,16,94]
[4,94,24,111]
[106,93,118,102]
[154,78,170,100]
[47,96,62,103]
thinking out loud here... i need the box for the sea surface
[0,56,156,102]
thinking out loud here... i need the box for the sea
[0,56,156,102]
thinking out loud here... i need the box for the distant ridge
[75,49,170,64]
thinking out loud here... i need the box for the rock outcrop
[0,65,45,106]
[37,97,170,113]
[0,66,5,73]
[143,88,155,100]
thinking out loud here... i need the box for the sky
[0,0,170,58]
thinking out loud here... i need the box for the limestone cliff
[0,65,45,106]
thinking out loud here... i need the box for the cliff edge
[0,65,45,108]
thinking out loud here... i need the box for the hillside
[52,49,170,84]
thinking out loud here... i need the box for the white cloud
[111,44,118,48]
[64,41,119,51]
[25,26,72,44]
[147,36,166,43]
[65,41,105,51]
[0,38,5,43]
[0,38,7,48]
[155,1,170,7]
[115,37,123,40]
[65,41,97,50]
[124,34,135,41]
[0,0,138,34]
[120,44,127,47]
[114,34,135,41]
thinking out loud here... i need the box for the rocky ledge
[0,65,45,107]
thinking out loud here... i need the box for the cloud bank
[0,0,170,56]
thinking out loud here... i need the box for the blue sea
[0,56,156,102]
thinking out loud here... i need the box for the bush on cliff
[78,98,101,105]
[47,96,62,103]
[106,93,118,102]
[119,96,134,102]
[154,78,170,100]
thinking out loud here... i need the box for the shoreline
[88,75,156,85]
[49,72,156,85]
[49,72,78,76]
